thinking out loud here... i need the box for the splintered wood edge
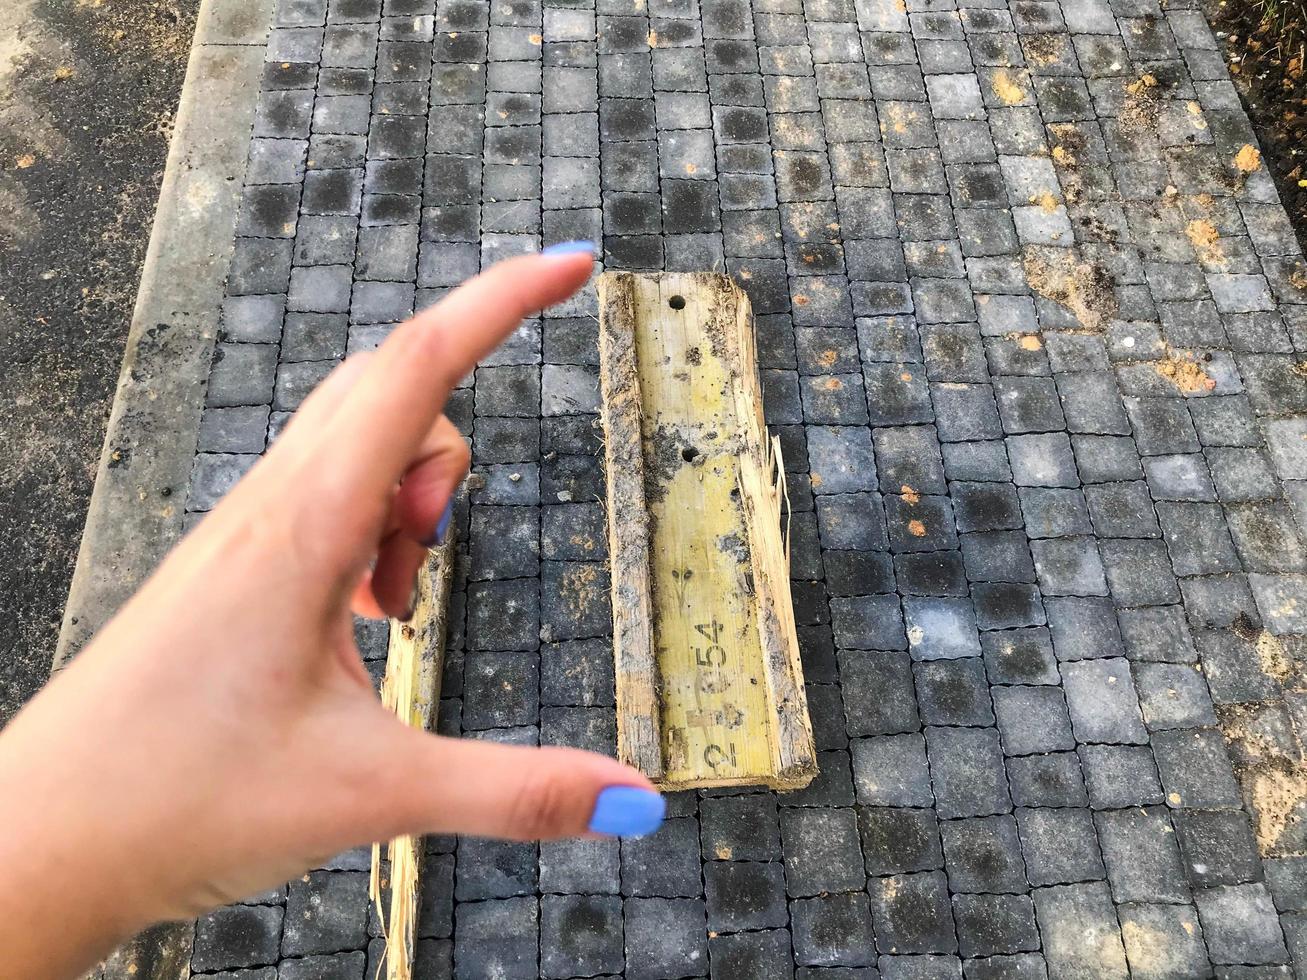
[370,527,457,980]
[597,272,664,781]
[718,276,818,789]
[598,271,817,792]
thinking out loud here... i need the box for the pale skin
[0,251,656,980]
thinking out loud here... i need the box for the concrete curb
[55,0,272,673]
[56,0,272,976]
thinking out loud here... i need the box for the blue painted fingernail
[427,500,453,547]
[541,239,595,257]
[587,786,665,837]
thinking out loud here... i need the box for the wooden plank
[598,272,817,792]
[369,526,456,980]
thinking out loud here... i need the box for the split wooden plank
[597,271,818,792]
[369,525,456,980]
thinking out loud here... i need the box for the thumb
[383,730,666,841]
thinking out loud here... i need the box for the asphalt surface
[0,0,198,724]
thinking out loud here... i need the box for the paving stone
[940,815,1026,895]
[859,806,944,877]
[1072,434,1144,486]
[1193,628,1285,704]
[1152,728,1245,809]
[466,579,539,652]
[1096,806,1190,904]
[895,551,968,597]
[952,893,1039,959]
[1019,487,1092,539]
[852,733,934,807]
[1134,662,1218,731]
[1196,884,1290,966]
[455,897,537,980]
[869,875,958,960]
[992,686,1074,756]
[887,494,959,554]
[1078,744,1167,812]
[960,953,1047,980]
[951,481,1022,533]
[193,905,284,972]
[782,808,867,896]
[791,893,877,968]
[789,748,858,809]
[1033,882,1129,980]
[1007,432,1079,488]
[622,816,702,898]
[283,871,369,957]
[704,861,788,933]
[1017,808,1106,887]
[452,810,537,890]
[462,651,538,731]
[1174,809,1264,888]
[1118,605,1199,664]
[1062,658,1148,745]
[840,649,919,737]
[980,627,1060,686]
[809,425,878,494]
[277,953,365,980]
[207,342,278,408]
[1030,537,1108,597]
[1117,903,1211,980]
[539,895,622,979]
[961,530,1037,585]
[1099,538,1183,606]
[903,596,980,660]
[913,658,993,727]
[710,929,796,980]
[925,726,1011,818]
[941,441,1012,483]
[539,837,619,896]
[1266,858,1307,913]
[1248,573,1307,634]
[832,594,906,650]
[1007,752,1089,809]
[807,682,848,745]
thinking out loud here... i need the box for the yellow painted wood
[634,277,775,786]
[598,272,817,791]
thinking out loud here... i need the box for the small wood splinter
[597,271,818,792]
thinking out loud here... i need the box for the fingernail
[424,500,454,548]
[541,239,595,257]
[587,786,665,837]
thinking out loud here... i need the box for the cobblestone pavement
[177,0,1307,976]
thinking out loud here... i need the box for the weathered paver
[181,0,1307,975]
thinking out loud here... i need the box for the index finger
[319,246,594,500]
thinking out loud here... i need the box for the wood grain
[598,271,817,791]
[370,526,456,980]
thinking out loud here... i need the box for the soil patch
[0,0,198,723]
[1204,0,1307,254]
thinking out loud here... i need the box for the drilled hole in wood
[668,295,686,310]
[682,446,699,462]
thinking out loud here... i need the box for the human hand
[0,245,664,980]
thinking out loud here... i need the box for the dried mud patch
[1219,701,1307,857]
[1021,246,1118,332]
